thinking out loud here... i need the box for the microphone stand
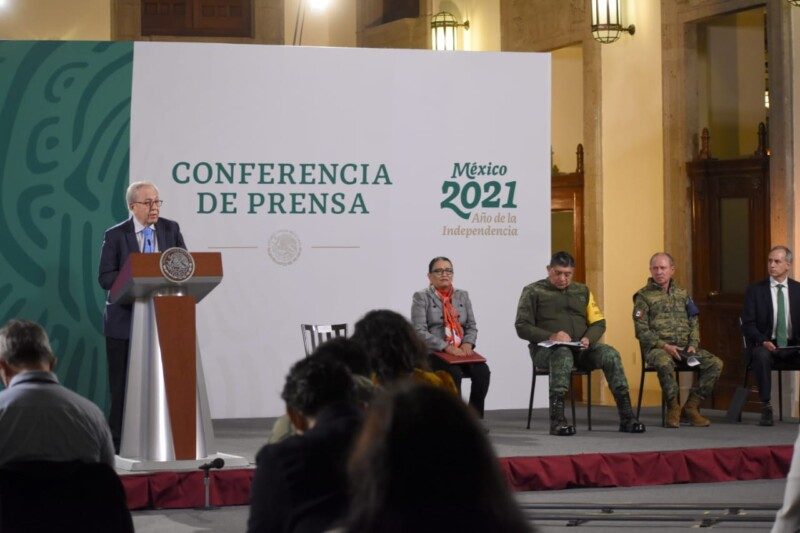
[197,458,225,510]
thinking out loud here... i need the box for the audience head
[0,320,56,385]
[547,251,576,290]
[350,309,428,384]
[346,382,531,533]
[313,337,373,405]
[313,337,371,377]
[281,354,355,433]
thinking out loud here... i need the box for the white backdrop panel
[130,42,551,418]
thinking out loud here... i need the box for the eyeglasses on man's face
[431,268,454,276]
[132,200,164,208]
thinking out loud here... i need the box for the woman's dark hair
[346,382,532,533]
[313,337,371,377]
[280,355,355,417]
[428,256,452,273]
[350,309,428,383]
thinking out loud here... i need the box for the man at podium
[98,180,186,453]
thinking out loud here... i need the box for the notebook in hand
[433,350,487,365]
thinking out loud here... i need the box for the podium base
[114,452,249,472]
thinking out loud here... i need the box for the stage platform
[118,406,799,510]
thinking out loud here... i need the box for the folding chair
[526,361,596,430]
[300,323,348,356]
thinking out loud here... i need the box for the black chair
[635,342,700,427]
[0,460,133,533]
[300,323,348,356]
[740,317,800,422]
[527,362,595,430]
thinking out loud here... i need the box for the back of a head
[281,355,356,417]
[0,320,54,370]
[346,382,531,533]
[350,310,428,384]
[313,338,371,377]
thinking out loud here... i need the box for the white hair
[126,181,159,209]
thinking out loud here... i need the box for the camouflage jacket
[515,279,606,346]
[633,278,699,352]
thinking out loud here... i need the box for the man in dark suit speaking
[742,245,800,426]
[98,181,186,453]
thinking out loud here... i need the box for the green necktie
[777,284,788,348]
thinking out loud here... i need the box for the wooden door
[688,136,770,411]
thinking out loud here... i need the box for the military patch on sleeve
[634,308,645,320]
[586,292,605,324]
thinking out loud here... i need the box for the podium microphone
[198,458,225,510]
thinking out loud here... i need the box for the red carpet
[119,445,792,510]
[499,445,793,492]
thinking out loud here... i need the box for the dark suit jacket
[98,217,186,339]
[247,402,363,533]
[741,277,800,354]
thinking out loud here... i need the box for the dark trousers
[106,337,130,454]
[750,343,800,403]
[428,355,490,418]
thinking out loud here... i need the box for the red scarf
[436,287,463,347]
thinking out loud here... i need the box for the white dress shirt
[770,277,793,341]
[132,216,159,253]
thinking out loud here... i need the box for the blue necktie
[142,227,154,253]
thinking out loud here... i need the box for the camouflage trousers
[645,348,722,402]
[531,343,631,397]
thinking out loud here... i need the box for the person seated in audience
[268,338,374,444]
[344,381,532,533]
[411,256,491,418]
[0,319,115,467]
[633,252,722,428]
[351,309,458,394]
[248,354,362,533]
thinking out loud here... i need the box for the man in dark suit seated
[98,180,186,453]
[742,245,800,426]
[247,354,363,533]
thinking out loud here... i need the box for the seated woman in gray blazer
[411,256,491,418]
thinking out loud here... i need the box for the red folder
[433,350,487,365]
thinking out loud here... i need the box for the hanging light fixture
[591,0,635,44]
[431,11,469,51]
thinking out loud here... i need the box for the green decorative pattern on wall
[0,41,133,411]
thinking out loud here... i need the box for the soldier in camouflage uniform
[515,251,645,436]
[633,252,723,428]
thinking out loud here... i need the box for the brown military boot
[665,396,681,428]
[681,393,710,427]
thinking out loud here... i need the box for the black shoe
[759,406,774,426]
[549,422,576,436]
[619,419,646,433]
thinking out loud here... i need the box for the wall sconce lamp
[431,11,469,51]
[591,0,635,44]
